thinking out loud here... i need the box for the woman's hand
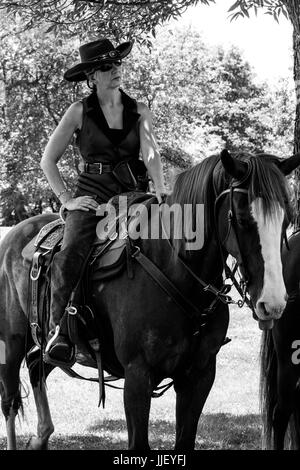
[155,188,168,205]
[64,196,99,212]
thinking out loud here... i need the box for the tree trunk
[284,1,300,228]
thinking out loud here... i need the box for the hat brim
[64,41,133,82]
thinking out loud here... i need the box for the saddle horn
[277,152,300,175]
[220,149,249,181]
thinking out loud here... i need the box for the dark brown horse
[0,150,299,450]
[260,230,300,450]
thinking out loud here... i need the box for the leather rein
[130,165,255,331]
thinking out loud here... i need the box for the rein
[130,181,255,335]
[156,161,255,315]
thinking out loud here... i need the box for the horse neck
[185,237,225,283]
[140,227,225,315]
[148,202,225,284]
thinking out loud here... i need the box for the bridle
[213,160,254,311]
[144,159,258,316]
[213,157,292,315]
[130,159,263,333]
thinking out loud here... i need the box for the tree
[228,0,300,225]
[0,21,85,223]
[0,8,295,223]
[124,26,280,158]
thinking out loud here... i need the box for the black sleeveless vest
[75,89,141,202]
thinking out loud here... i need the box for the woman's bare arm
[138,102,165,202]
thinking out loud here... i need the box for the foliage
[0,0,215,43]
[226,0,300,225]
[0,20,295,224]
[228,0,289,23]
[0,24,85,224]
[263,78,295,156]
[124,27,287,159]
[0,0,292,38]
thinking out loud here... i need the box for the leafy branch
[0,0,216,40]
[228,0,290,24]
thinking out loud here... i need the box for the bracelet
[56,189,69,199]
[59,204,67,223]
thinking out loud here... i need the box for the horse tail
[288,387,300,449]
[0,380,26,421]
[259,329,277,449]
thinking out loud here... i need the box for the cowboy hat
[64,38,133,82]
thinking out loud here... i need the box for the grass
[0,303,263,450]
[0,414,261,450]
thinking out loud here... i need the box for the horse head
[216,149,300,330]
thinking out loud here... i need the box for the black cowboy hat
[64,38,133,82]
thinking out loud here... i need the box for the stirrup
[26,345,41,370]
[44,325,76,368]
[44,325,60,353]
[43,351,76,368]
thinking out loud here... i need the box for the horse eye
[237,217,249,228]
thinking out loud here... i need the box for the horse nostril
[284,292,289,302]
[257,301,270,316]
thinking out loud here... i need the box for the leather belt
[84,162,113,174]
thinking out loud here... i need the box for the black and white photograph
[0,0,300,459]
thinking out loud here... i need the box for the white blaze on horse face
[250,198,286,320]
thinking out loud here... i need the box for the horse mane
[242,152,292,219]
[169,152,293,254]
[170,154,220,254]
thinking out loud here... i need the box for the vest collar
[85,89,140,143]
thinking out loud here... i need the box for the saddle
[22,191,156,348]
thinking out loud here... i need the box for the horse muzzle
[255,297,287,330]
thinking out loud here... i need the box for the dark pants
[49,209,100,331]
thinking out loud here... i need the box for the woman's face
[92,60,122,91]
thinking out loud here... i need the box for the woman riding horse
[40,38,165,366]
[1,150,300,450]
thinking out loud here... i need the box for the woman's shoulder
[63,100,83,130]
[136,101,151,117]
[67,100,83,116]
[120,89,148,116]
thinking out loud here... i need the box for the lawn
[0,302,263,450]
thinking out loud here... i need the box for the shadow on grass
[0,413,262,450]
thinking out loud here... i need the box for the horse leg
[26,363,55,450]
[174,357,216,451]
[0,334,25,450]
[273,362,299,450]
[123,357,153,450]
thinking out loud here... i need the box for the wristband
[59,204,67,223]
[56,188,70,199]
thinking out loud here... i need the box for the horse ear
[220,149,248,180]
[277,153,300,175]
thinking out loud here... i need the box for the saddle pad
[92,238,127,271]
[98,239,127,268]
[35,218,64,250]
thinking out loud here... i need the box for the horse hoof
[26,436,48,450]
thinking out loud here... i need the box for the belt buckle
[98,163,103,174]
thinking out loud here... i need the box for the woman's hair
[85,68,97,91]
